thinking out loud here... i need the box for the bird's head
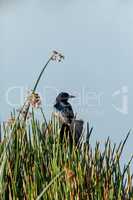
[56,92,75,103]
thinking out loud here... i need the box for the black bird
[54,92,75,145]
[54,92,84,147]
[54,92,75,124]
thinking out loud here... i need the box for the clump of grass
[0,114,133,200]
[0,52,133,199]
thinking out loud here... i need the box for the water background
[1,0,133,166]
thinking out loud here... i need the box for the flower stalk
[23,51,64,121]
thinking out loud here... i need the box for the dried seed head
[17,108,32,120]
[5,117,16,127]
[51,50,64,62]
[28,92,42,108]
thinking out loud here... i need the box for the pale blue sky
[1,0,133,162]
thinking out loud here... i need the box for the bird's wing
[54,102,74,124]
[62,103,74,123]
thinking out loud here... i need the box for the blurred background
[0,0,133,164]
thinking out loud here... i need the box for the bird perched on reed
[54,92,75,123]
[54,92,84,146]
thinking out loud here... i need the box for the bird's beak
[69,95,75,98]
